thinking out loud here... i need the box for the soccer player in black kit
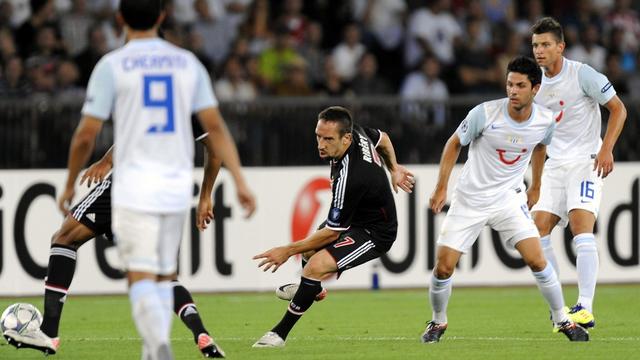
[252,106,414,347]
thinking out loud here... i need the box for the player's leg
[171,277,225,357]
[531,165,567,277]
[532,211,562,276]
[423,198,485,343]
[256,249,337,347]
[515,237,588,341]
[497,193,587,341]
[41,217,96,339]
[114,207,175,360]
[2,216,96,354]
[420,245,461,344]
[565,161,602,325]
[567,209,598,326]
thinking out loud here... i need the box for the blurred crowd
[2,0,640,102]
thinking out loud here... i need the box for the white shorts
[531,159,603,227]
[438,191,539,253]
[112,207,186,275]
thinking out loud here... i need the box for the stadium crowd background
[1,0,639,167]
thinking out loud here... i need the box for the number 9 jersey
[81,38,218,213]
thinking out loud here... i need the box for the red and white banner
[0,165,638,296]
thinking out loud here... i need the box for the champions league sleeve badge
[330,207,341,222]
[460,119,469,133]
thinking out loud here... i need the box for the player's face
[316,120,350,160]
[506,72,538,110]
[531,33,564,68]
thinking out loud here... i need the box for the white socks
[429,275,452,324]
[129,279,173,359]
[540,235,560,277]
[574,233,598,312]
[532,263,568,324]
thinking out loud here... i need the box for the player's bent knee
[525,257,547,272]
[434,263,455,279]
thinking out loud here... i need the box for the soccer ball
[0,303,43,335]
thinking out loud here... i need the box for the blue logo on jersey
[601,82,612,93]
[330,208,340,221]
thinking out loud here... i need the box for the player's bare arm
[376,131,415,193]
[80,145,113,187]
[196,107,256,217]
[253,227,341,273]
[430,133,462,213]
[197,137,223,231]
[527,143,546,209]
[59,116,104,214]
[595,95,627,178]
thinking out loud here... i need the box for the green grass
[1,285,639,359]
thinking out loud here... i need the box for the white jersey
[455,98,555,209]
[534,57,616,164]
[82,38,218,213]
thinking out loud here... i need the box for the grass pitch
[1,285,639,359]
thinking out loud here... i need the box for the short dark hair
[531,17,564,43]
[119,0,164,31]
[318,106,353,137]
[30,0,48,14]
[507,56,542,87]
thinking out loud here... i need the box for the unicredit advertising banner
[0,165,638,296]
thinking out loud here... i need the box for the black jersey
[325,125,397,249]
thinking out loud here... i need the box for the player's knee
[302,258,332,279]
[434,262,455,279]
[51,230,76,248]
[533,217,552,237]
[525,257,547,272]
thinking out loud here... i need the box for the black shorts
[324,227,388,276]
[70,177,113,241]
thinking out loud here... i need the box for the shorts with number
[438,191,539,253]
[70,177,113,241]
[112,206,186,275]
[324,227,388,277]
[531,159,603,227]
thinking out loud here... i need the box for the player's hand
[236,182,256,218]
[80,159,112,187]
[391,165,415,193]
[253,246,291,273]
[526,187,540,209]
[196,196,214,231]
[594,149,614,178]
[58,187,75,216]
[429,187,447,213]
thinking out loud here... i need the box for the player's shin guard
[540,235,560,277]
[173,281,209,342]
[41,244,77,338]
[130,279,171,354]
[271,277,322,340]
[429,275,452,324]
[575,233,598,312]
[532,263,567,324]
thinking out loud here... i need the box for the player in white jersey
[530,17,627,328]
[58,1,254,359]
[422,56,588,343]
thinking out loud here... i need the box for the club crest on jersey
[496,148,527,165]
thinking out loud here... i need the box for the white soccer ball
[0,303,43,334]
